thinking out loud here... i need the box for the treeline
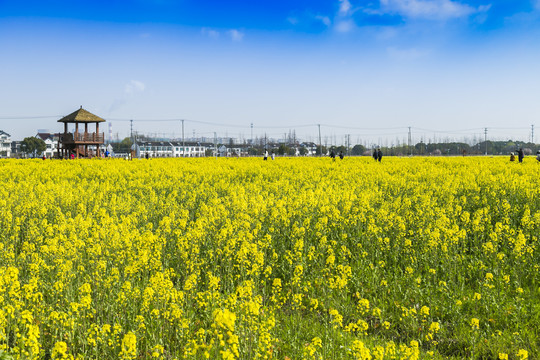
[111,137,539,156]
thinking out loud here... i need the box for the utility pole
[130,119,134,160]
[318,124,322,157]
[531,124,535,144]
[347,134,351,156]
[214,132,217,159]
[484,128,488,155]
[250,123,253,148]
[408,126,412,156]
[181,119,185,157]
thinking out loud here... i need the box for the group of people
[263,150,275,161]
[372,148,383,162]
[329,150,345,161]
[510,148,540,163]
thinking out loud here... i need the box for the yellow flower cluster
[0,156,539,359]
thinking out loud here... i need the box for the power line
[0,115,63,120]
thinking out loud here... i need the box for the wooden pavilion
[57,107,105,158]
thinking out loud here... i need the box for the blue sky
[1,0,540,145]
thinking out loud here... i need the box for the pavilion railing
[62,132,105,143]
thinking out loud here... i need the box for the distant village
[1,108,538,159]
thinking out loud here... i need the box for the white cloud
[228,29,245,42]
[287,16,299,25]
[387,46,430,60]
[315,15,332,27]
[110,80,146,113]
[125,80,145,95]
[201,27,220,39]
[335,19,355,32]
[339,0,352,15]
[380,0,490,20]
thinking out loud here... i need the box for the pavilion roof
[57,107,105,123]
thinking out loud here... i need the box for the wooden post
[96,122,101,157]
[85,123,88,157]
[75,123,79,158]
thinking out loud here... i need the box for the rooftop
[58,107,105,123]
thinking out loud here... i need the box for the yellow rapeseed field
[1,156,539,359]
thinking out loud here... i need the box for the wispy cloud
[339,0,353,16]
[228,29,245,42]
[315,15,332,27]
[387,46,430,60]
[287,16,299,25]
[201,27,220,39]
[201,28,244,41]
[110,80,145,113]
[335,20,355,32]
[125,80,145,95]
[379,0,490,20]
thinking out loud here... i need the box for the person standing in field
[518,148,524,163]
[271,152,275,160]
[339,151,344,160]
[373,149,377,161]
[330,149,336,161]
[536,150,540,162]
[264,150,268,161]
[510,152,515,162]
[377,148,383,162]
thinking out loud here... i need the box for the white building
[170,141,208,157]
[36,132,60,158]
[0,130,11,158]
[137,141,210,158]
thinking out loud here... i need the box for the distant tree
[315,145,327,156]
[287,147,296,156]
[21,137,46,157]
[112,137,133,153]
[351,144,365,156]
[278,144,290,155]
[299,147,308,156]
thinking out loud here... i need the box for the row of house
[0,129,321,158]
[135,141,211,158]
[0,130,11,157]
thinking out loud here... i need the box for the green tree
[278,144,290,155]
[112,137,133,153]
[21,137,46,157]
[315,145,327,156]
[351,144,365,156]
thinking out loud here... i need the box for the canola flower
[0,156,539,359]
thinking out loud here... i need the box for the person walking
[518,148,524,163]
[377,148,383,162]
